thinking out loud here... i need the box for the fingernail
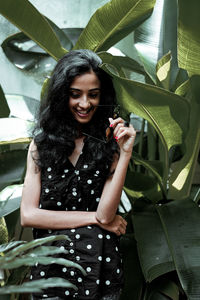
[110,123,113,127]
[115,136,118,141]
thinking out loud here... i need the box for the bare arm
[96,117,136,224]
[20,140,98,229]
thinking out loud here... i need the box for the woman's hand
[97,214,127,236]
[109,117,136,156]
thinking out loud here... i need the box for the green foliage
[0,0,200,299]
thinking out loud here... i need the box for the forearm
[21,207,98,229]
[96,153,131,224]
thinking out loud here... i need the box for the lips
[75,106,94,117]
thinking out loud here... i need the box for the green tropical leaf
[0,277,77,294]
[73,0,156,52]
[3,235,70,259]
[102,64,190,186]
[168,75,200,200]
[134,0,179,85]
[156,52,172,90]
[156,198,200,299]
[133,198,174,282]
[178,0,200,75]
[0,85,10,118]
[0,0,67,60]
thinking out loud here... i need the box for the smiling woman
[68,71,101,124]
[20,49,136,300]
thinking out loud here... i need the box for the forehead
[70,71,100,89]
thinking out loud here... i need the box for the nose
[78,94,90,109]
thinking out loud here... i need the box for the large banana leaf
[73,0,156,52]
[178,0,200,75]
[0,86,10,118]
[133,198,174,282]
[156,199,200,299]
[168,76,200,200]
[133,198,200,299]
[0,0,67,60]
[102,64,190,185]
[134,0,179,86]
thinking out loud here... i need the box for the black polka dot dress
[31,141,123,299]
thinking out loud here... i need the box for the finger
[110,117,124,129]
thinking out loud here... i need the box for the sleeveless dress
[31,139,123,299]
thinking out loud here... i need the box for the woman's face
[68,71,101,124]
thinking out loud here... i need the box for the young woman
[21,49,136,300]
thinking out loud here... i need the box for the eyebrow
[69,88,101,92]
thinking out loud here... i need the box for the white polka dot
[98,234,103,239]
[45,188,49,193]
[48,229,52,233]
[115,246,118,251]
[60,246,65,251]
[76,256,80,261]
[65,290,70,296]
[72,206,76,210]
[70,271,75,276]
[87,226,92,229]
[96,198,100,202]
[78,176,81,180]
[78,198,82,202]
[72,191,77,196]
[96,279,100,285]
[87,179,92,184]
[30,275,33,280]
[47,167,51,172]
[117,268,120,274]
[87,244,92,249]
[78,277,82,282]
[83,165,88,168]
[106,280,110,285]
[106,257,111,262]
[57,202,61,206]
[48,175,52,179]
[70,242,73,246]
[70,249,74,254]
[76,234,80,239]
[86,267,91,272]
[61,174,65,178]
[39,204,42,208]
[50,197,54,200]
[91,190,94,194]
[72,188,76,192]
[96,170,100,174]
[65,208,68,210]
[43,295,48,298]
[98,256,102,261]
[75,170,79,175]
[106,234,111,239]
[71,229,75,232]
[62,267,67,272]
[85,290,90,295]
[64,169,69,173]
[40,271,45,276]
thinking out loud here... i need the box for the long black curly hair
[33,49,119,173]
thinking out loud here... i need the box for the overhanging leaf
[0,0,67,60]
[168,75,200,200]
[178,0,200,75]
[73,0,156,52]
[156,51,172,90]
[0,277,77,294]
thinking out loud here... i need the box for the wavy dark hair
[33,49,119,173]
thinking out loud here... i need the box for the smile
[75,107,94,117]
